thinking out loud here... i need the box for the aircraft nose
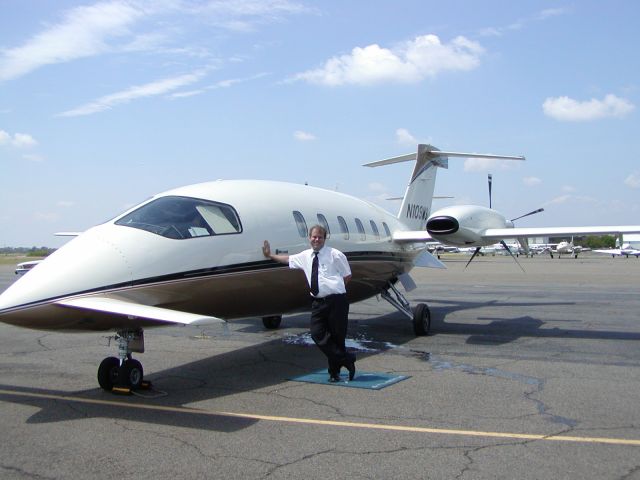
[0,226,132,311]
[426,216,459,235]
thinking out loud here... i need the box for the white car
[15,260,42,276]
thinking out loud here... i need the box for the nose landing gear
[97,328,149,393]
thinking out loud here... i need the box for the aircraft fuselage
[0,180,424,331]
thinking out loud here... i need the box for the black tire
[122,359,144,389]
[412,303,431,336]
[97,356,120,391]
[262,315,282,329]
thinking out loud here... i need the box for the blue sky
[1,0,638,247]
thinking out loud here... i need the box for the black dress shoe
[328,373,341,382]
[344,361,356,381]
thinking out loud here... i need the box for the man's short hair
[309,224,327,239]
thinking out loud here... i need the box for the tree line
[0,247,56,257]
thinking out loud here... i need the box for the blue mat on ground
[290,369,409,390]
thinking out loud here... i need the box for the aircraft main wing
[482,226,640,240]
[392,231,434,242]
[57,297,225,326]
[593,248,640,257]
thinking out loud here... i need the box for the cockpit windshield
[115,196,242,239]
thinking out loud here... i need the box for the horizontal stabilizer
[54,232,82,237]
[413,251,447,269]
[363,149,524,167]
[57,297,226,326]
[483,225,640,240]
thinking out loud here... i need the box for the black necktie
[310,252,319,296]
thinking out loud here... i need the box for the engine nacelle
[426,205,510,247]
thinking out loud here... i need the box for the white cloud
[396,128,416,146]
[523,176,541,186]
[169,72,268,98]
[544,194,596,206]
[22,153,45,162]
[480,8,569,37]
[0,129,37,148]
[57,200,75,207]
[58,70,209,116]
[543,94,635,121]
[195,0,315,32]
[290,34,484,86]
[536,8,568,19]
[625,172,640,189]
[12,133,38,148]
[0,1,310,82]
[293,130,316,141]
[0,1,143,82]
[463,158,517,172]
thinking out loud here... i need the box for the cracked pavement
[1,255,640,479]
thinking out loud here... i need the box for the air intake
[426,216,459,235]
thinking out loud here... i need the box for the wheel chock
[111,386,132,395]
[140,380,152,390]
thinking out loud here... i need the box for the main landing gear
[97,328,149,394]
[262,315,282,329]
[380,281,431,336]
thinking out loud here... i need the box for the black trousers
[310,294,354,374]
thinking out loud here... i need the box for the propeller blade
[488,174,492,209]
[465,247,482,269]
[501,240,525,273]
[510,207,544,222]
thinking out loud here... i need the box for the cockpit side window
[115,196,242,239]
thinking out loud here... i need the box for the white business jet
[1,144,503,392]
[1,143,639,392]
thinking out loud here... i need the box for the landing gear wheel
[262,315,282,329]
[121,359,144,389]
[412,303,431,336]
[97,356,120,391]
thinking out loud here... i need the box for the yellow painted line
[1,388,639,446]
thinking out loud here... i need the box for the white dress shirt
[289,246,351,297]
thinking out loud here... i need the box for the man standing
[262,225,356,382]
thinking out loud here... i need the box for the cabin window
[293,211,308,238]
[115,196,241,239]
[317,214,331,237]
[354,218,366,240]
[370,220,380,239]
[337,216,349,240]
[382,222,391,239]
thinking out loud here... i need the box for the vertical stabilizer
[363,144,448,230]
[363,143,523,230]
[397,144,448,230]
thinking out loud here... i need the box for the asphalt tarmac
[1,254,639,479]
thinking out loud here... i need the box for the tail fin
[364,144,525,230]
[364,144,448,230]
